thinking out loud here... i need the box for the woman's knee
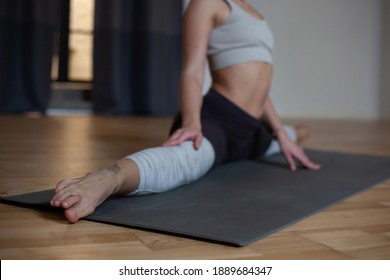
[125,137,215,195]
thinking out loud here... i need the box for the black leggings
[170,88,273,167]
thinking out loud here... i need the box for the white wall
[380,0,390,119]
[249,0,383,119]
[184,0,385,120]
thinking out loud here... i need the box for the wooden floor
[0,115,389,260]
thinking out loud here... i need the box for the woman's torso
[207,0,274,119]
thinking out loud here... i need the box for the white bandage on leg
[126,138,215,195]
[263,125,297,157]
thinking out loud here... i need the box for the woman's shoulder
[185,0,230,26]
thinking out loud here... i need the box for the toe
[64,208,79,223]
[51,189,77,207]
[64,202,95,223]
[61,194,81,209]
[55,178,79,192]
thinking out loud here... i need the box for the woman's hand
[163,127,203,150]
[277,130,321,171]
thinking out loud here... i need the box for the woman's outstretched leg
[51,138,215,223]
[50,159,140,223]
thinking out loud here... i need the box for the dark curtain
[0,0,60,114]
[93,0,182,115]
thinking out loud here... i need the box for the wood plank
[0,115,389,259]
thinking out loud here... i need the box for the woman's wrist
[182,116,201,130]
[273,126,285,136]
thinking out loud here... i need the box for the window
[52,0,94,82]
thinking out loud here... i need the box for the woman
[51,0,320,223]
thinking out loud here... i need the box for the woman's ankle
[112,159,140,195]
[295,124,312,145]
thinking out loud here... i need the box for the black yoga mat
[1,150,390,246]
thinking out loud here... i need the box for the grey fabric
[1,150,389,246]
[127,138,215,195]
[207,0,274,70]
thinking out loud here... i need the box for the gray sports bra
[207,0,274,70]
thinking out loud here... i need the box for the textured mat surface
[1,150,390,246]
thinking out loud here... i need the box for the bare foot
[50,160,139,223]
[295,124,312,145]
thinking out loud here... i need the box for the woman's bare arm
[262,97,320,171]
[163,0,220,149]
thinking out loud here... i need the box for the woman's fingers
[163,129,186,146]
[193,133,203,150]
[284,152,297,171]
[291,150,321,171]
[282,141,321,171]
[163,128,203,150]
[300,155,321,170]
